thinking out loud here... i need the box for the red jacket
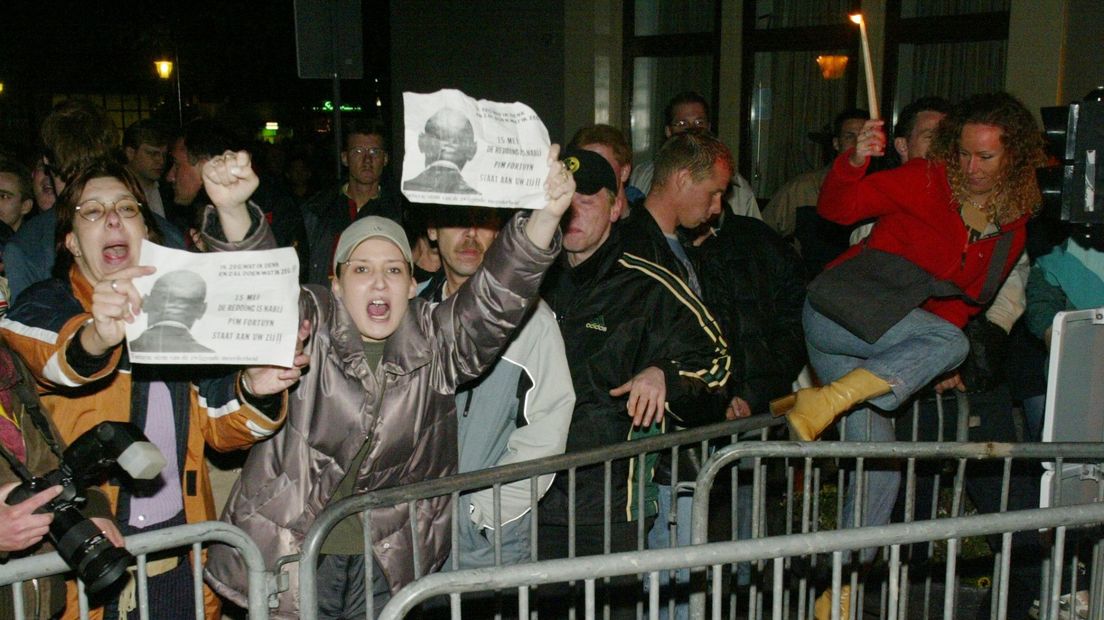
[818,152,1027,328]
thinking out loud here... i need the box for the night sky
[1,1,389,110]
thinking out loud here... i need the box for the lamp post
[155,56,183,126]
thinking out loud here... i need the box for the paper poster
[401,88,551,210]
[124,240,299,366]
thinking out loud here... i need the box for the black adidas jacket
[621,205,806,414]
[538,224,730,525]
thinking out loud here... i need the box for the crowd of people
[0,85,1075,620]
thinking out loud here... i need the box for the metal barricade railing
[376,501,1104,620]
[292,415,783,620]
[0,521,270,620]
[689,440,1104,620]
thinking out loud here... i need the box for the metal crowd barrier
[292,415,782,620]
[688,439,1104,620]
[6,394,1099,620]
[377,502,1104,620]
[292,390,1104,620]
[0,521,270,620]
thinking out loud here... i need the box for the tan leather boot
[814,584,851,620]
[769,368,892,441]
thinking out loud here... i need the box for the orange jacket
[1,264,287,619]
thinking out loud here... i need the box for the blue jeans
[803,300,968,563]
[647,484,692,620]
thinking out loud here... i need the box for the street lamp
[155,56,183,126]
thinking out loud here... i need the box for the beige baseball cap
[332,216,413,274]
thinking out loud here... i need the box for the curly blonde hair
[928,92,1046,226]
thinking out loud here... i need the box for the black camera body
[7,469,131,594]
[5,422,166,594]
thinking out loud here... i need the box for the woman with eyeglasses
[0,156,305,620]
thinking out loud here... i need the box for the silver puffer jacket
[205,214,559,617]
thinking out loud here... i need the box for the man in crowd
[0,160,34,239]
[419,205,574,569]
[762,107,869,274]
[570,124,634,219]
[622,130,731,293]
[538,147,729,618]
[302,118,403,285]
[30,159,56,212]
[122,119,172,219]
[403,108,480,195]
[629,91,761,220]
[0,160,36,314]
[849,97,951,243]
[621,130,781,618]
[6,100,184,302]
[168,119,307,278]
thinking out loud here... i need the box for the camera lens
[51,505,133,594]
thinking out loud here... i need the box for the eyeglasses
[75,199,143,222]
[348,147,386,159]
[669,118,710,130]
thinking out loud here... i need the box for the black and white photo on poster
[124,240,300,366]
[401,89,551,210]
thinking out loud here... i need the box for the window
[883,0,1010,128]
[740,1,860,199]
[753,0,855,29]
[634,0,716,35]
[629,55,714,164]
[622,0,721,167]
[900,0,1010,18]
[749,48,854,199]
[52,93,160,143]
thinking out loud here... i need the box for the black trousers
[316,554,392,620]
[894,386,1043,617]
[536,519,654,620]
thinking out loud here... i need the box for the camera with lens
[5,421,166,594]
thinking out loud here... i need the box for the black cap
[562,148,617,196]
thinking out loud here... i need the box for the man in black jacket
[619,131,806,616]
[538,148,730,618]
[621,130,807,415]
[302,119,403,285]
[167,120,309,280]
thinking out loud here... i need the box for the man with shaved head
[403,108,480,195]
[129,269,213,353]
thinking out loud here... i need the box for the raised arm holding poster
[124,239,300,366]
[401,89,551,210]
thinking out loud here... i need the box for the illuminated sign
[312,101,364,112]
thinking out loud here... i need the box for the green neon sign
[313,101,364,112]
